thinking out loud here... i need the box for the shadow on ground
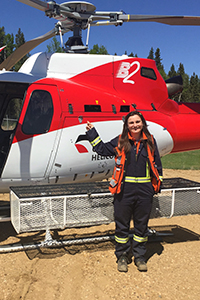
[0,222,199,260]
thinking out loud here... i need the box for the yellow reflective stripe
[133,234,148,243]
[115,235,129,244]
[90,136,101,147]
[125,176,151,183]
[159,176,163,181]
[146,161,150,178]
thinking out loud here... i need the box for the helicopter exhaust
[165,75,183,97]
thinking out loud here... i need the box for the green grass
[161,149,200,170]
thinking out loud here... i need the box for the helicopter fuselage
[0,52,199,192]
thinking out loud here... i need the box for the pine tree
[189,73,200,103]
[147,47,154,60]
[89,44,108,54]
[14,28,30,71]
[15,28,25,47]
[176,63,190,102]
[154,48,167,79]
[128,52,137,57]
[47,36,64,53]
[168,64,177,78]
[177,63,185,79]
[4,33,15,60]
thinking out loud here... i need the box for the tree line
[0,27,29,71]
[146,47,200,103]
[0,27,199,103]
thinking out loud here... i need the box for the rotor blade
[118,14,200,26]
[0,29,56,71]
[17,0,50,12]
[17,0,76,23]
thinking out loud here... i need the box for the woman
[86,111,163,272]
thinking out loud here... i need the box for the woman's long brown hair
[118,111,155,153]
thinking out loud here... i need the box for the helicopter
[0,46,6,54]
[0,0,199,193]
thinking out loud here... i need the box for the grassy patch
[161,149,200,170]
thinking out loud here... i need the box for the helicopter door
[0,82,29,176]
[1,83,62,181]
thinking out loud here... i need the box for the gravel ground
[0,169,200,300]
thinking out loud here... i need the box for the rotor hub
[60,1,96,13]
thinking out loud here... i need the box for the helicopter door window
[22,90,53,135]
[1,98,23,131]
[141,67,157,80]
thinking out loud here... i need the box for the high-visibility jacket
[109,132,162,194]
[86,127,163,195]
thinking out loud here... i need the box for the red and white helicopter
[0,46,6,54]
[0,0,200,192]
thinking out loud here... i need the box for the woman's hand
[86,121,94,131]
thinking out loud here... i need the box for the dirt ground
[0,169,200,300]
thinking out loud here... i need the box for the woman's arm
[86,121,118,156]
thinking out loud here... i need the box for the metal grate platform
[150,178,200,219]
[10,182,113,234]
[10,178,200,234]
[10,182,111,198]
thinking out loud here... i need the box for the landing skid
[0,227,174,253]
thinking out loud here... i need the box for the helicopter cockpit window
[84,105,101,112]
[22,90,53,135]
[1,98,23,131]
[141,67,157,80]
[120,105,130,112]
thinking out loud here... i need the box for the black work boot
[117,254,129,272]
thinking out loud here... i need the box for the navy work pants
[114,182,154,261]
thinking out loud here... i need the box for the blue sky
[1,0,200,76]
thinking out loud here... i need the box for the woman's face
[127,115,143,137]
